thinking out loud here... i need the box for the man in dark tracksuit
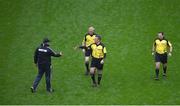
[31,38,62,93]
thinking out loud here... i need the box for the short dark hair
[43,38,50,43]
[96,35,101,40]
[158,32,164,35]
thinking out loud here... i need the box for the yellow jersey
[154,38,172,54]
[82,33,96,47]
[90,43,107,59]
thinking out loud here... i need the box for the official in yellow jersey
[82,26,97,75]
[89,35,107,87]
[152,32,172,80]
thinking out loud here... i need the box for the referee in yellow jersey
[82,26,97,75]
[79,35,107,87]
[152,32,172,80]
[89,35,107,87]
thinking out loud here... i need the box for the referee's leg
[162,53,168,76]
[90,67,96,86]
[97,61,103,85]
[45,66,51,92]
[32,65,44,91]
[85,56,90,75]
[155,53,161,80]
[84,49,91,75]
[162,63,167,76]
[97,70,102,85]
[155,62,160,80]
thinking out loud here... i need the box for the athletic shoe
[47,88,54,93]
[154,77,159,80]
[31,87,36,93]
[163,73,167,77]
[92,83,97,87]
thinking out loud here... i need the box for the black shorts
[91,57,104,70]
[85,48,91,57]
[155,52,167,64]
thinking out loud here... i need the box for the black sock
[91,74,96,84]
[163,66,167,74]
[155,69,159,77]
[98,74,102,85]
[85,62,89,72]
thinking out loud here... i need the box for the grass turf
[0,0,180,105]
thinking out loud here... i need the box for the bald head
[88,26,95,35]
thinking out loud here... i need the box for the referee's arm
[103,47,107,59]
[152,42,156,55]
[168,41,173,53]
[104,53,106,59]
[100,47,107,64]
[79,45,88,49]
[152,42,156,52]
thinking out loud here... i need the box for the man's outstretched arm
[48,47,62,57]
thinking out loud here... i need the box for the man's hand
[100,59,104,64]
[152,52,155,56]
[82,49,85,53]
[168,52,172,56]
[60,52,63,56]
[73,45,78,50]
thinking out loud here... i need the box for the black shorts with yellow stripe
[155,52,167,64]
[91,57,104,70]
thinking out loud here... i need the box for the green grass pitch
[0,0,180,105]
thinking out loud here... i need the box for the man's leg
[97,59,104,86]
[162,53,168,76]
[45,66,52,92]
[90,67,96,87]
[155,62,160,80]
[162,63,167,76]
[32,66,44,92]
[97,70,102,85]
[85,56,90,75]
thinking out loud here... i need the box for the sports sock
[91,74,96,84]
[85,62,89,72]
[98,74,102,85]
[155,69,159,78]
[163,66,167,74]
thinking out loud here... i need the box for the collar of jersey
[158,38,165,41]
[95,42,101,46]
[88,33,95,36]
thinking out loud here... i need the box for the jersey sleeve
[153,39,157,46]
[82,34,87,46]
[167,41,172,47]
[103,46,107,59]
[103,47,107,54]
